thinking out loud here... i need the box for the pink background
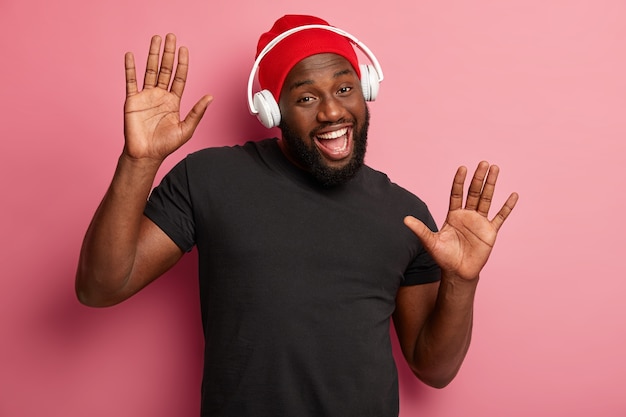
[2,0,625,416]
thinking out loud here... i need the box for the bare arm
[394,162,518,388]
[75,34,212,307]
[393,274,477,388]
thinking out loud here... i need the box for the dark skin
[76,34,211,305]
[76,34,519,389]
[398,162,517,386]
[278,54,363,170]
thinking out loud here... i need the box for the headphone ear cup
[359,64,379,101]
[253,90,281,128]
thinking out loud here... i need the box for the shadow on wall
[21,250,203,415]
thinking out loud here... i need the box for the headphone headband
[247,24,384,116]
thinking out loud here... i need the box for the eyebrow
[288,68,354,92]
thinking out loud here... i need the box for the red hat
[256,15,361,101]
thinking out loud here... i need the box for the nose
[316,96,345,123]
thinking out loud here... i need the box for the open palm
[123,33,211,162]
[405,162,518,281]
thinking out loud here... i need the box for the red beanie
[256,15,361,101]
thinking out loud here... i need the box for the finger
[403,216,437,250]
[143,35,162,89]
[125,52,138,97]
[449,166,467,211]
[170,46,189,98]
[157,33,177,89]
[491,192,519,231]
[180,95,214,139]
[465,161,489,211]
[476,164,499,217]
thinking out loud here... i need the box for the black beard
[278,106,370,188]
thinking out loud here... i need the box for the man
[76,14,518,416]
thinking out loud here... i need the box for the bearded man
[76,14,518,417]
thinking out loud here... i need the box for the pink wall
[2,0,625,416]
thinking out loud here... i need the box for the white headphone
[247,24,385,129]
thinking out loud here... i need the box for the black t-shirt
[145,138,440,416]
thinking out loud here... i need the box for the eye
[297,95,316,104]
[337,86,353,95]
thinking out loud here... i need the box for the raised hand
[123,33,212,162]
[404,161,518,281]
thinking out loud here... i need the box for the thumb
[403,215,436,248]
[180,94,213,138]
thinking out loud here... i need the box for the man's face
[278,53,369,187]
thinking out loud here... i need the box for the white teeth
[317,127,348,140]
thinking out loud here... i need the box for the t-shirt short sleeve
[144,158,196,252]
[402,206,441,286]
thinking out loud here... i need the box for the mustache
[309,118,354,137]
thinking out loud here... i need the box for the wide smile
[313,126,353,162]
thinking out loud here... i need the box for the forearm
[412,273,478,388]
[75,153,161,305]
